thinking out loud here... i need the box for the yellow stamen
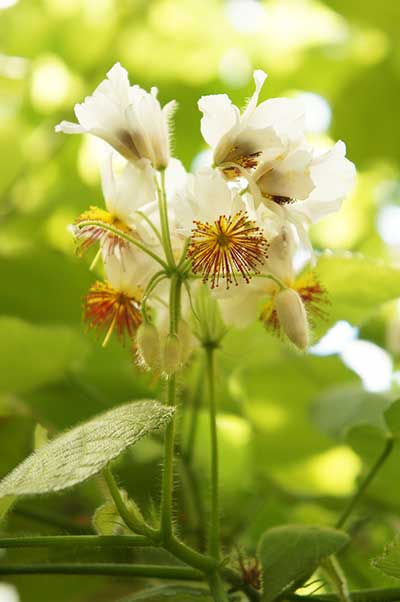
[74,206,134,256]
[187,210,268,288]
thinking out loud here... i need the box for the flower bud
[163,333,182,376]
[275,288,309,350]
[136,322,161,372]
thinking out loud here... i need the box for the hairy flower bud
[136,322,161,372]
[163,333,182,376]
[275,288,309,350]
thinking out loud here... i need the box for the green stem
[207,571,229,602]
[335,436,394,529]
[160,273,182,541]
[103,466,158,540]
[320,556,350,602]
[0,563,202,580]
[205,345,221,561]
[156,169,175,268]
[0,535,151,549]
[77,220,168,270]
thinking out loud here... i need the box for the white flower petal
[198,94,239,147]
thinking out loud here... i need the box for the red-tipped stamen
[187,210,268,289]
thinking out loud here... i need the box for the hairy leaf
[259,524,350,602]
[372,536,400,580]
[0,400,174,496]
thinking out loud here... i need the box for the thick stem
[0,535,151,549]
[160,273,182,541]
[335,436,394,529]
[208,571,229,602]
[205,345,221,561]
[0,563,202,580]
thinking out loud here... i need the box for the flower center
[187,210,268,289]
[74,206,133,256]
[84,281,142,347]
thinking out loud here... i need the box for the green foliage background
[1,0,400,600]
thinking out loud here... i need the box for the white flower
[56,62,176,169]
[198,69,305,174]
[255,141,356,223]
[218,226,326,349]
[71,152,156,257]
[174,169,268,288]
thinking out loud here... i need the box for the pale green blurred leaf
[33,423,49,450]
[0,400,174,496]
[316,253,400,333]
[258,524,350,602]
[312,385,392,440]
[121,585,212,601]
[0,316,87,394]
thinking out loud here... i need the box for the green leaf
[93,489,137,536]
[120,585,212,601]
[312,385,392,440]
[0,495,15,523]
[316,253,400,333]
[0,317,87,394]
[372,535,400,580]
[258,524,350,601]
[0,400,174,496]
[33,423,49,450]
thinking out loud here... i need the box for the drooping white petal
[294,141,356,223]
[249,97,306,143]
[54,120,85,134]
[242,69,268,120]
[198,94,240,148]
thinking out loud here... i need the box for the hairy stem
[205,345,221,561]
[160,272,182,541]
[103,466,158,540]
[0,563,202,580]
[0,535,151,549]
[335,436,394,529]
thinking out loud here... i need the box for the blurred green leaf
[312,385,392,440]
[33,423,49,450]
[0,316,87,394]
[120,585,212,601]
[258,524,350,602]
[316,253,400,333]
[0,400,174,496]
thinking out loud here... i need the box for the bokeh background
[2,0,400,600]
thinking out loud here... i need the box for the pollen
[83,281,143,347]
[187,211,268,289]
[74,206,133,256]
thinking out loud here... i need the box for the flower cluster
[56,63,355,354]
